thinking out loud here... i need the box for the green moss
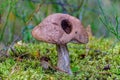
[0,38,120,80]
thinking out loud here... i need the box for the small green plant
[98,0,120,40]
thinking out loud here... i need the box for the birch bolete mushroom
[32,13,88,74]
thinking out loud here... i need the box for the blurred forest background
[0,0,120,46]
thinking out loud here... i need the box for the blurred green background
[0,0,120,45]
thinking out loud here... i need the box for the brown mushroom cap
[32,13,88,44]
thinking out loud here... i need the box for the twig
[0,2,12,41]
[5,36,20,57]
[0,13,1,24]
[79,0,87,20]
[26,1,44,25]
[53,66,68,73]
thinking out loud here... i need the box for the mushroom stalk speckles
[56,44,72,74]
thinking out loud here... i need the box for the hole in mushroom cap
[61,19,72,34]
[75,31,77,34]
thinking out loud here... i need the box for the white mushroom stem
[56,44,72,74]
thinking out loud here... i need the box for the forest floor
[0,37,120,80]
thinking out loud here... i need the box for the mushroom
[32,13,88,74]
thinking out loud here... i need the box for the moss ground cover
[0,37,120,80]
